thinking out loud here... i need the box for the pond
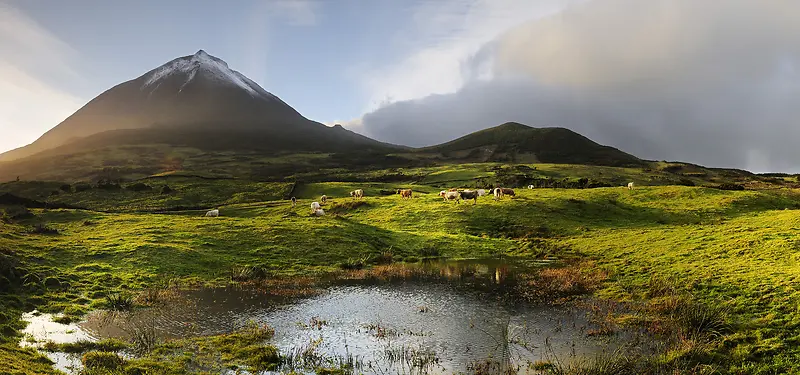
[21,259,658,374]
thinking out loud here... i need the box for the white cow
[627,182,635,190]
[314,208,326,216]
[291,197,297,207]
[493,188,504,200]
[439,190,461,203]
[320,195,328,204]
[528,185,534,189]
[476,189,488,197]
[205,209,219,217]
[350,189,364,199]
[311,201,321,214]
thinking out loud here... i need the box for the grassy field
[2,163,800,374]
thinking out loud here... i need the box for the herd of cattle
[205,182,636,217]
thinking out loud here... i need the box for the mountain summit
[0,50,387,162]
[141,50,280,101]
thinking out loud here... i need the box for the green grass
[3,169,800,373]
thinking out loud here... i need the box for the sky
[1,0,799,172]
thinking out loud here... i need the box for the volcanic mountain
[0,50,393,162]
[419,122,644,167]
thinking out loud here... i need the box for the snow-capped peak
[142,50,277,100]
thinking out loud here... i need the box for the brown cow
[398,189,413,199]
[501,188,515,197]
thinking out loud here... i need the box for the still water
[22,260,655,374]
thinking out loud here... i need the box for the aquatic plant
[43,338,128,354]
[81,351,125,370]
[104,293,134,311]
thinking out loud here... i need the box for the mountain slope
[0,50,391,162]
[418,122,644,167]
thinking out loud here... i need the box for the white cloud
[358,0,800,172]
[0,3,84,154]
[359,0,579,111]
[323,117,365,135]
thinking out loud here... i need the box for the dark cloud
[359,0,800,172]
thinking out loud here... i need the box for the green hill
[416,122,645,167]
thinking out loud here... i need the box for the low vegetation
[0,162,799,374]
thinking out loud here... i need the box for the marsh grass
[42,338,128,354]
[516,262,609,303]
[82,350,125,370]
[104,293,134,311]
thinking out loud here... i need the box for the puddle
[19,311,93,373]
[22,259,658,374]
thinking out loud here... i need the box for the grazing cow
[350,189,364,199]
[205,209,219,217]
[314,208,326,216]
[501,188,516,197]
[320,195,328,204]
[493,188,504,200]
[528,185,534,189]
[439,190,461,203]
[476,189,487,197]
[459,190,479,204]
[291,197,297,207]
[311,201,321,214]
[398,189,413,199]
[627,182,634,190]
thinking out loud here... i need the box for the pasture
[2,165,800,373]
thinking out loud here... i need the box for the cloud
[324,117,365,134]
[0,3,84,154]
[358,0,578,111]
[358,0,800,172]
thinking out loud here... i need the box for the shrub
[716,183,744,191]
[59,184,72,192]
[160,185,173,194]
[74,183,92,192]
[82,351,125,370]
[678,178,696,187]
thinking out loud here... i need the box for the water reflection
[24,259,654,374]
